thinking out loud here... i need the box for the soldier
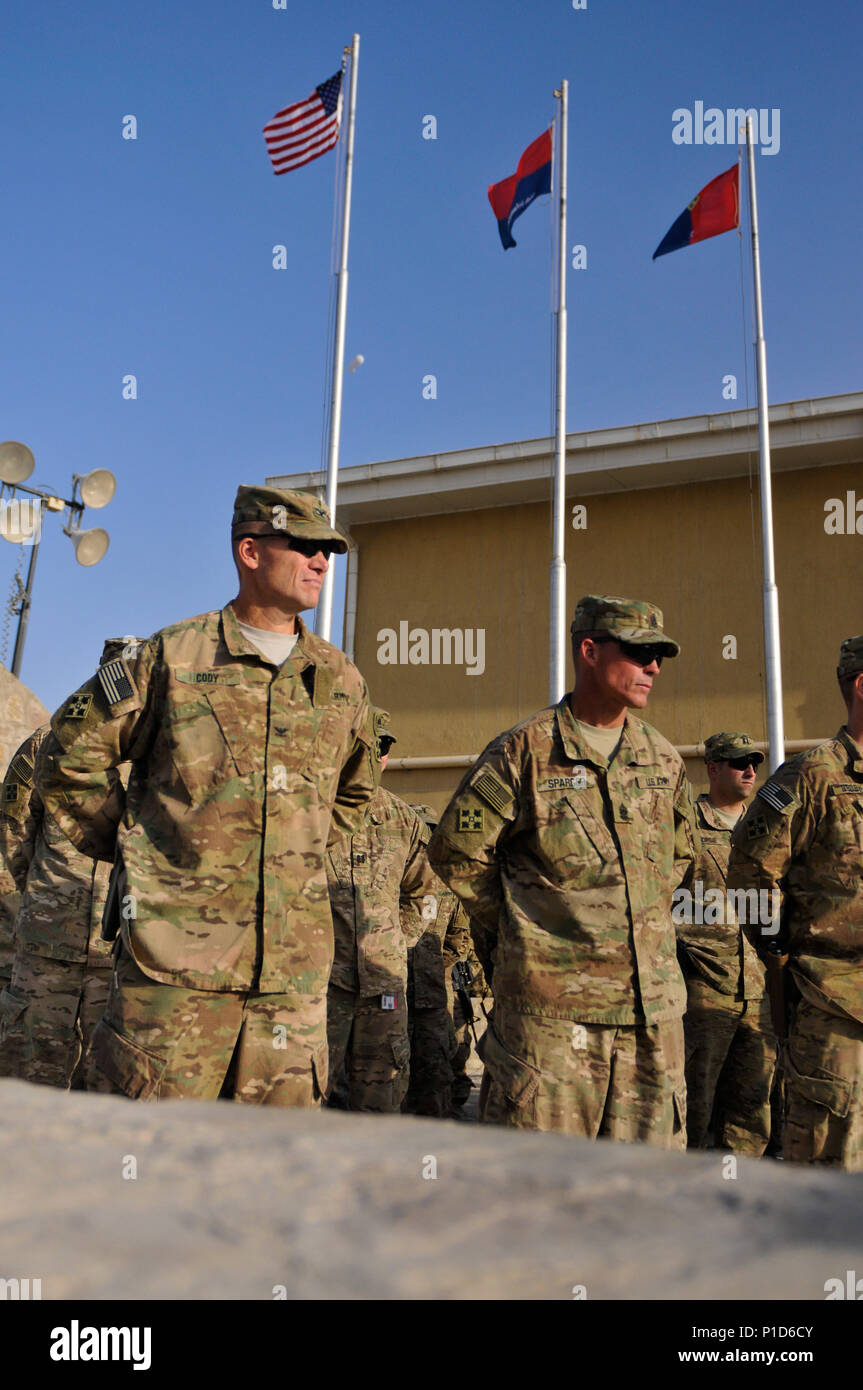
[0,641,137,1090]
[727,635,863,1171]
[428,594,698,1145]
[36,486,378,1106]
[326,714,436,1113]
[676,732,777,1154]
[449,940,492,1118]
[402,804,471,1119]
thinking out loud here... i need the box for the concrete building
[270,390,863,811]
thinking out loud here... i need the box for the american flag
[263,71,343,176]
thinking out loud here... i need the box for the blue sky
[1,0,860,712]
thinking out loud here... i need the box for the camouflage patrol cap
[837,634,863,679]
[373,708,397,747]
[231,486,348,553]
[570,594,680,657]
[100,637,143,666]
[703,731,764,765]
[410,803,439,829]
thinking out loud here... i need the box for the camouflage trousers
[451,991,488,1114]
[479,1006,687,1147]
[683,979,777,1155]
[402,1004,456,1118]
[783,999,863,1171]
[0,947,113,1091]
[89,942,327,1105]
[326,983,410,1113]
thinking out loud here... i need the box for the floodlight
[0,441,35,484]
[76,468,117,509]
[67,524,110,566]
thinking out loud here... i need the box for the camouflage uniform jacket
[408,869,472,1011]
[728,727,863,1026]
[37,605,378,994]
[327,787,438,997]
[1,725,117,966]
[676,793,765,1000]
[427,697,699,1026]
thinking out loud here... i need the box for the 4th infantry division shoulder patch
[747,814,769,841]
[458,808,484,833]
[65,693,93,719]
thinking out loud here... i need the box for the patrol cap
[231,485,348,554]
[373,708,397,747]
[410,803,439,830]
[703,731,764,765]
[100,637,143,666]
[837,634,863,679]
[570,594,680,657]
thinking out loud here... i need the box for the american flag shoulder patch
[757,781,797,815]
[471,768,513,815]
[9,752,34,785]
[97,657,137,709]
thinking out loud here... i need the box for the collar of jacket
[220,603,315,671]
[696,792,736,832]
[837,725,863,773]
[554,695,656,768]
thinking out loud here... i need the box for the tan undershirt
[710,803,742,830]
[574,718,624,763]
[237,621,299,666]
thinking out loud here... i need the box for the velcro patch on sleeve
[97,657,137,710]
[64,692,94,720]
[757,781,798,815]
[457,807,484,833]
[746,813,770,841]
[3,782,21,804]
[8,752,34,786]
[470,767,513,815]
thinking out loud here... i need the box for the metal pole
[746,115,785,772]
[317,33,360,644]
[549,82,568,704]
[11,535,40,678]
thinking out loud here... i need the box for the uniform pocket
[89,1017,167,1100]
[0,985,28,1041]
[479,1023,541,1109]
[785,1045,851,1118]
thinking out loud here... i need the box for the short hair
[838,670,861,707]
[572,629,608,666]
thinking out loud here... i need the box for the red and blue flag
[652,163,739,260]
[488,128,553,250]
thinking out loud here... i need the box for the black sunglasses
[591,635,665,668]
[726,756,760,771]
[239,533,337,560]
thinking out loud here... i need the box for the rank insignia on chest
[747,814,769,841]
[458,808,484,833]
[65,693,93,719]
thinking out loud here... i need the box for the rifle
[451,960,478,1047]
[765,942,789,1041]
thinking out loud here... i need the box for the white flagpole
[549,79,568,704]
[317,33,359,644]
[745,115,785,772]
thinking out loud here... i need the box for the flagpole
[745,114,785,772]
[549,79,568,704]
[317,33,359,644]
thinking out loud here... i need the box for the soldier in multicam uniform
[428,594,699,1145]
[676,732,777,1154]
[326,714,437,1112]
[36,487,378,1106]
[728,635,863,1171]
[449,940,491,1117]
[402,804,471,1119]
[0,642,139,1089]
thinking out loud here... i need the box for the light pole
[0,443,117,678]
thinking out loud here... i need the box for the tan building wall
[355,461,862,812]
